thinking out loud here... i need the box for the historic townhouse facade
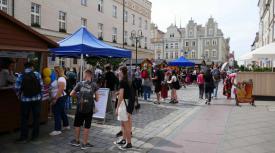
[151,17,230,63]
[0,0,153,67]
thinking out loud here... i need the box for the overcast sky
[150,0,259,59]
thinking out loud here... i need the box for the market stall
[0,11,58,132]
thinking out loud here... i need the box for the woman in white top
[167,71,179,104]
[49,66,70,136]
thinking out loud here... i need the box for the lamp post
[122,0,125,48]
[130,30,143,68]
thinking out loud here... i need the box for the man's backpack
[78,81,95,114]
[21,72,41,97]
[141,70,148,79]
[213,69,221,81]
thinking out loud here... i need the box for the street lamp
[130,30,143,68]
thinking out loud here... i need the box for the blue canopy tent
[50,26,132,79]
[168,56,195,67]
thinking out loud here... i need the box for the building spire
[180,18,182,28]
[174,15,177,26]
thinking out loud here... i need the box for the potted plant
[145,46,147,49]
[131,44,135,47]
[31,23,41,28]
[98,36,103,40]
[113,39,117,43]
[138,45,141,48]
[124,42,128,46]
[59,29,67,33]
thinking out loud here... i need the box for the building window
[185,41,189,47]
[206,40,210,46]
[31,3,41,27]
[98,23,103,40]
[112,5,117,18]
[138,17,142,28]
[81,18,87,27]
[170,34,175,38]
[191,51,196,59]
[124,31,128,44]
[165,44,168,49]
[124,11,128,22]
[73,58,78,64]
[175,52,179,58]
[81,0,87,6]
[212,50,217,57]
[158,54,161,59]
[97,0,103,12]
[189,30,193,37]
[170,52,173,59]
[192,41,196,46]
[205,51,209,58]
[112,27,117,43]
[170,43,174,48]
[132,14,135,25]
[0,0,8,13]
[166,53,169,59]
[175,43,178,49]
[212,39,217,46]
[144,37,147,48]
[209,28,213,35]
[145,20,148,30]
[59,11,66,32]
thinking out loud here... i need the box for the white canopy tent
[239,43,275,68]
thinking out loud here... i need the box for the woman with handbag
[167,71,180,104]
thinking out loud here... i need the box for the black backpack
[78,81,95,114]
[124,81,138,114]
[21,72,41,97]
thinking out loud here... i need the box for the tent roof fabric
[240,43,275,61]
[168,56,195,67]
[51,27,131,58]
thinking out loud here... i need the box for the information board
[93,88,110,119]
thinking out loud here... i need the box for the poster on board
[93,88,110,119]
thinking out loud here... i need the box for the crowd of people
[9,59,237,151]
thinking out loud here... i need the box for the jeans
[52,96,69,131]
[213,81,220,98]
[143,86,151,101]
[65,96,72,110]
[20,101,41,139]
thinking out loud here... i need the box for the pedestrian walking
[69,69,99,150]
[152,65,163,104]
[104,65,118,102]
[114,66,135,150]
[204,69,214,105]
[141,66,152,101]
[212,64,221,99]
[49,66,70,136]
[161,71,169,100]
[134,67,142,97]
[15,62,43,143]
[167,71,180,104]
[197,70,205,99]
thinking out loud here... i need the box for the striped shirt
[15,68,43,102]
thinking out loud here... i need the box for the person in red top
[197,70,205,99]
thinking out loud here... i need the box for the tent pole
[80,54,84,81]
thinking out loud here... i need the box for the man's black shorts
[74,112,93,129]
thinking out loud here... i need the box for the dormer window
[170,33,175,38]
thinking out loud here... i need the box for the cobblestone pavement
[0,84,202,153]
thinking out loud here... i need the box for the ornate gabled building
[151,17,230,64]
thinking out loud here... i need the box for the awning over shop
[240,43,275,61]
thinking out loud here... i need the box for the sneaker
[70,139,80,147]
[154,101,160,105]
[116,131,123,137]
[49,131,62,136]
[81,143,94,150]
[15,138,28,144]
[119,143,132,150]
[113,139,126,145]
[63,126,70,131]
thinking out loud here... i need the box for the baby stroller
[235,80,255,106]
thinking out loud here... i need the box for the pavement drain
[267,106,275,112]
